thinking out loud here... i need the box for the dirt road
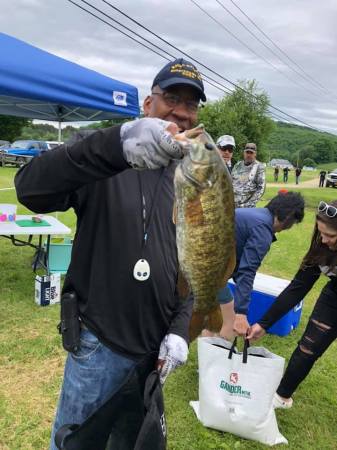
[268,177,321,189]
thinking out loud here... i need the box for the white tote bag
[190,337,288,446]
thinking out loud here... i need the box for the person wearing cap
[216,134,235,173]
[15,58,206,449]
[231,142,266,208]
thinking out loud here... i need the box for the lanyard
[138,168,166,251]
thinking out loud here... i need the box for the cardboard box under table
[228,272,303,336]
[35,273,61,306]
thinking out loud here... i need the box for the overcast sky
[2,0,337,134]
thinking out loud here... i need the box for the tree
[198,80,274,162]
[265,121,337,164]
[0,115,31,141]
[313,138,335,163]
[302,158,316,168]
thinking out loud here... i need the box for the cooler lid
[229,272,290,296]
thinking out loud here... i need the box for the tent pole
[56,120,62,220]
[58,121,62,143]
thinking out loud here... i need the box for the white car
[46,141,63,150]
[325,169,337,188]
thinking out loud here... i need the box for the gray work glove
[120,118,184,169]
[156,333,189,385]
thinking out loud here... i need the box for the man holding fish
[15,58,209,449]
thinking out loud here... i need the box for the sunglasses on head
[318,201,337,218]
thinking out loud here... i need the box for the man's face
[143,85,200,131]
[217,145,234,163]
[244,149,256,164]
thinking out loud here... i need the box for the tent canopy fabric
[0,33,140,122]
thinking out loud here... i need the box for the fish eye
[205,143,215,151]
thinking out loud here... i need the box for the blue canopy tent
[0,33,140,140]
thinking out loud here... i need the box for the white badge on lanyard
[134,169,165,282]
[133,259,150,281]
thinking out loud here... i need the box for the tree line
[1,79,336,167]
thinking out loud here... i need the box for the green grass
[316,162,337,172]
[0,167,336,450]
[263,187,337,209]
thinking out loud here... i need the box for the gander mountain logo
[220,373,251,399]
[230,372,238,384]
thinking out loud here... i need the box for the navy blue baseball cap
[152,58,206,102]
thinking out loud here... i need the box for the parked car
[0,140,48,167]
[0,140,10,148]
[46,140,63,150]
[325,169,337,188]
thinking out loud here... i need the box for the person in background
[231,143,266,208]
[248,200,337,409]
[319,170,327,187]
[274,166,280,182]
[216,134,235,173]
[295,167,302,185]
[203,191,305,338]
[283,166,290,182]
[15,57,206,450]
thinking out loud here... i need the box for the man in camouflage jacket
[231,142,266,208]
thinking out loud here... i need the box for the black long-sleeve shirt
[15,126,193,360]
[258,265,323,329]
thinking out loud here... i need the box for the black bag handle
[243,338,250,364]
[228,337,238,359]
[228,337,250,364]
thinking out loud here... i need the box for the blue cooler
[44,237,72,274]
[228,273,303,337]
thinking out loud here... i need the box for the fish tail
[189,304,223,341]
[205,305,223,333]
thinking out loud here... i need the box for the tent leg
[56,121,62,220]
[58,121,62,143]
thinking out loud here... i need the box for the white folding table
[0,215,71,274]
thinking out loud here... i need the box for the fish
[174,125,236,341]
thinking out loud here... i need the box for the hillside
[265,121,337,165]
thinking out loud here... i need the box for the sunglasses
[318,201,337,218]
[244,150,255,154]
[218,146,234,153]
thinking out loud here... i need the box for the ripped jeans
[277,283,337,398]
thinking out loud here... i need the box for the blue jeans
[50,329,136,450]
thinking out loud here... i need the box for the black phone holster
[57,292,81,353]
